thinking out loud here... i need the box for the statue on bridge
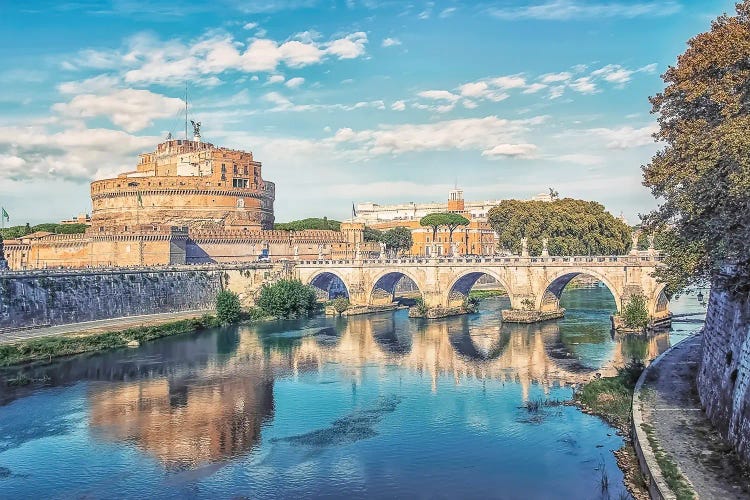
[318,243,324,260]
[379,241,386,259]
[521,237,529,257]
[541,238,549,257]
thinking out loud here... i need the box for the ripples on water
[0,287,706,499]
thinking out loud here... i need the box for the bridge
[294,252,671,321]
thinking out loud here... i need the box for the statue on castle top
[190,120,201,140]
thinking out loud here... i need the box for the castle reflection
[3,300,669,470]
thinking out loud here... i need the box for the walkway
[636,334,750,499]
[0,309,213,345]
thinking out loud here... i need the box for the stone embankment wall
[0,264,287,330]
[697,276,750,461]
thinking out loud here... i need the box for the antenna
[184,82,188,140]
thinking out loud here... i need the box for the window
[233,178,249,188]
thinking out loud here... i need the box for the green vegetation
[1,223,88,239]
[256,279,317,318]
[419,212,470,242]
[574,361,644,431]
[381,226,413,255]
[468,289,507,300]
[0,315,219,367]
[641,421,696,499]
[216,290,242,325]
[622,294,649,330]
[487,198,631,256]
[330,297,350,314]
[274,217,341,231]
[363,226,383,242]
[642,2,750,296]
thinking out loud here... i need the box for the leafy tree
[216,290,242,325]
[444,213,470,242]
[274,218,341,231]
[330,297,350,314]
[0,222,87,240]
[419,212,469,245]
[257,279,317,318]
[622,294,649,330]
[382,226,413,255]
[363,226,383,242]
[642,2,750,295]
[420,213,444,241]
[487,198,631,256]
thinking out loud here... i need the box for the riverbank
[0,314,220,368]
[573,362,650,499]
[633,333,750,499]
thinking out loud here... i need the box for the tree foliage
[419,212,470,240]
[363,227,383,242]
[256,279,317,318]
[487,198,631,256]
[274,217,341,231]
[622,294,649,330]
[0,223,88,239]
[382,226,413,254]
[642,2,750,295]
[216,290,242,325]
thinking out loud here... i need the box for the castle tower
[448,188,464,212]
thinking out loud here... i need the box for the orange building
[367,189,499,256]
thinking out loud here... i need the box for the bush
[622,294,649,329]
[216,290,242,325]
[257,279,317,318]
[331,297,350,314]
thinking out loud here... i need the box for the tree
[487,198,631,256]
[622,294,649,330]
[216,290,242,325]
[444,213,470,243]
[256,279,318,318]
[274,218,341,231]
[642,2,750,296]
[419,213,444,242]
[382,226,413,255]
[419,212,470,247]
[363,226,383,242]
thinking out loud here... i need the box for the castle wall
[0,268,223,330]
[697,271,750,461]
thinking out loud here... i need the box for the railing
[0,262,274,278]
[296,252,662,266]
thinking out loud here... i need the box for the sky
[0,0,738,225]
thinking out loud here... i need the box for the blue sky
[0,0,737,225]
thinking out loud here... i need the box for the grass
[641,422,696,499]
[574,360,644,431]
[0,314,221,367]
[468,289,508,300]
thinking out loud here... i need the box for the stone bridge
[294,253,671,320]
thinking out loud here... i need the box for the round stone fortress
[90,139,275,231]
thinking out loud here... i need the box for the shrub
[256,279,317,318]
[216,290,242,325]
[331,297,350,314]
[622,294,649,329]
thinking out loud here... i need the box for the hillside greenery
[1,223,88,239]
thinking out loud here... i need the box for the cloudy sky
[0,0,736,224]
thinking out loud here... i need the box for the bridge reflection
[0,307,670,469]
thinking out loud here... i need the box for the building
[60,213,91,226]
[363,189,499,256]
[2,135,370,270]
[355,190,553,224]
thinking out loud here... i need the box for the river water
[0,287,706,499]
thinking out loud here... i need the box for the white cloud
[439,7,457,18]
[548,85,566,99]
[52,89,184,132]
[569,76,597,94]
[0,125,160,181]
[489,75,526,89]
[267,74,286,84]
[391,100,406,111]
[57,74,120,94]
[285,77,305,88]
[70,29,369,87]
[481,143,538,159]
[458,81,489,98]
[587,124,658,149]
[382,37,402,47]
[555,153,604,165]
[522,83,547,94]
[540,72,572,83]
[242,22,258,30]
[328,115,545,157]
[418,90,461,102]
[489,1,681,21]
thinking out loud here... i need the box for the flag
[136,192,143,208]
[1,207,8,221]
[351,203,357,218]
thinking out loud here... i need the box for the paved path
[640,334,750,499]
[0,310,213,345]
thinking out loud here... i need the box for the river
[0,287,706,499]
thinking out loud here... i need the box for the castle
[2,136,366,270]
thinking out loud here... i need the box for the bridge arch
[307,270,350,301]
[537,268,622,313]
[444,269,514,308]
[367,269,425,306]
[651,283,670,316]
